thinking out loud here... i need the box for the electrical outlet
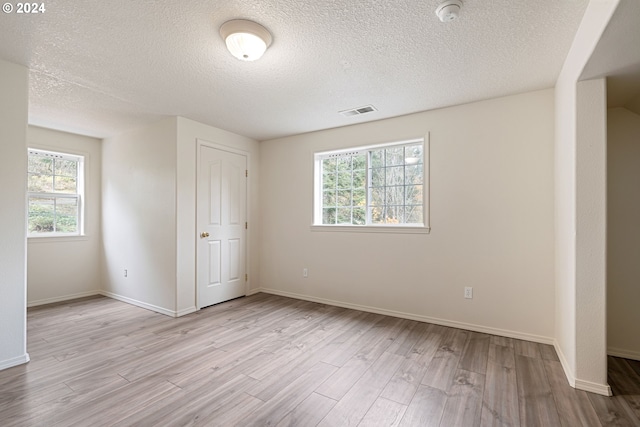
[124,269,128,278]
[464,287,473,299]
[303,268,308,278]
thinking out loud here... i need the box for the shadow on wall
[607,103,640,362]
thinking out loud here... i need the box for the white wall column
[0,59,29,370]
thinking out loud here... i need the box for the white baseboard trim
[27,290,102,307]
[0,353,30,371]
[256,287,554,345]
[575,378,612,396]
[246,288,261,296]
[608,347,640,361]
[553,340,612,396]
[99,291,178,318]
[176,306,197,317]
[553,340,576,388]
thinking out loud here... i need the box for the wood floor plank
[628,359,640,377]
[314,317,404,400]
[318,351,405,427]
[237,361,338,426]
[359,396,407,427]
[4,374,131,427]
[440,369,485,427]
[515,355,561,426]
[385,319,426,357]
[539,344,560,362]
[421,328,469,392]
[276,392,337,427]
[544,359,601,427]
[588,392,640,427]
[5,294,634,426]
[608,356,640,420]
[480,344,520,427]
[53,378,182,426]
[380,325,443,405]
[514,340,541,359]
[115,374,259,426]
[399,385,447,427]
[490,335,514,348]
[459,332,491,374]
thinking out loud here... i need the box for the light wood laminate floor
[2,294,640,426]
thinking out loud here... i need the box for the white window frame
[312,135,430,234]
[27,148,85,238]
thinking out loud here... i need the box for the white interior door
[197,145,247,309]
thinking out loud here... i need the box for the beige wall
[27,126,102,306]
[102,117,178,315]
[260,89,555,341]
[0,59,29,370]
[607,107,640,360]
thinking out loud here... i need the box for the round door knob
[200,232,210,238]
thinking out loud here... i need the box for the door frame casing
[195,138,251,310]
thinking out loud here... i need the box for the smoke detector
[435,0,462,22]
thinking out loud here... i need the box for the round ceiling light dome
[220,19,272,61]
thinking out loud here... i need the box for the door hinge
[245,170,248,178]
[245,222,248,229]
[245,273,248,282]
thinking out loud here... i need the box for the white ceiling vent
[339,105,377,117]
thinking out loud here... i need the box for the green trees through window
[27,149,83,235]
[316,140,425,226]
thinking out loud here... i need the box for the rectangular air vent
[339,105,377,117]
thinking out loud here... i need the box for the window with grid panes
[314,139,427,229]
[27,149,84,236]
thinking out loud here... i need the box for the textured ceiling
[0,0,589,141]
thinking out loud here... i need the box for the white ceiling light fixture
[435,0,462,22]
[220,19,272,61]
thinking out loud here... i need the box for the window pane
[323,208,336,224]
[405,185,423,205]
[370,206,385,224]
[323,190,336,207]
[322,159,337,190]
[386,166,404,186]
[337,156,351,172]
[405,206,423,224]
[353,155,366,170]
[337,208,352,224]
[337,190,352,207]
[28,173,54,193]
[404,145,423,164]
[370,188,384,206]
[353,169,366,188]
[28,197,55,233]
[405,165,423,185]
[28,156,53,175]
[353,207,366,225]
[56,198,78,233]
[353,189,366,207]
[386,186,404,207]
[55,158,77,177]
[318,141,425,227]
[386,206,404,223]
[370,150,384,168]
[385,147,404,166]
[371,168,384,187]
[337,171,352,189]
[54,175,77,193]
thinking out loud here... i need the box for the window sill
[27,235,89,243]
[310,225,430,234]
